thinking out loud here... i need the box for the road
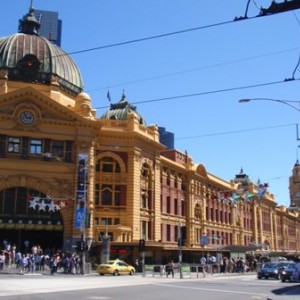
[0,272,299,300]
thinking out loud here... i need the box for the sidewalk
[0,264,94,276]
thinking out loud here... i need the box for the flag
[107,90,111,103]
[257,182,268,198]
[246,191,254,201]
[232,193,240,201]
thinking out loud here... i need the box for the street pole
[80,159,87,275]
[139,239,145,277]
[178,221,183,279]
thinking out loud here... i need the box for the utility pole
[77,154,88,275]
[177,221,183,279]
[139,239,145,277]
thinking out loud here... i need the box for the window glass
[30,139,42,155]
[8,137,20,153]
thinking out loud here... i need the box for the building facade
[0,7,299,264]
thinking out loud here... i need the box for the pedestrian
[70,254,76,275]
[50,255,58,275]
[15,251,22,269]
[20,254,28,275]
[0,251,4,270]
[166,260,174,278]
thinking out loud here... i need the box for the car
[257,261,293,280]
[292,262,300,283]
[279,262,297,282]
[96,259,135,276]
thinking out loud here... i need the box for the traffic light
[177,226,186,246]
[76,240,86,252]
[139,239,145,252]
[80,241,85,251]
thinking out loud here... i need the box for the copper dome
[0,7,83,95]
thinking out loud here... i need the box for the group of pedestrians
[0,240,82,275]
[200,255,257,274]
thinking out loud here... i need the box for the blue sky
[2,1,300,206]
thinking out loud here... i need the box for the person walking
[166,260,174,278]
[20,254,28,275]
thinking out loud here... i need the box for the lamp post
[239,97,300,140]
[239,98,300,113]
[177,221,183,279]
[239,97,300,210]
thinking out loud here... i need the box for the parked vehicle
[279,262,297,282]
[257,261,294,280]
[292,262,300,283]
[96,259,135,276]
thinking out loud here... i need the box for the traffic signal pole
[139,239,145,277]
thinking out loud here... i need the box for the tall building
[158,127,174,150]
[0,7,299,264]
[34,9,62,46]
[289,160,300,208]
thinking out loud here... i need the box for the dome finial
[18,2,40,35]
[121,89,126,100]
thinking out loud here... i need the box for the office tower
[34,9,62,46]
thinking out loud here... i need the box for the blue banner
[75,207,85,229]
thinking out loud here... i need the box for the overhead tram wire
[95,77,300,109]
[49,4,295,60]
[66,19,235,57]
[88,47,300,92]
[175,123,297,140]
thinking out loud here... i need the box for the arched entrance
[0,187,64,253]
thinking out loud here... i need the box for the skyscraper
[34,9,62,46]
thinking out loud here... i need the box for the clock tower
[289,160,300,208]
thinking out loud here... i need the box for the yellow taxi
[96,259,135,276]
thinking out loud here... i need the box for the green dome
[0,7,83,95]
[101,93,147,126]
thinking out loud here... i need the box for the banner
[77,153,88,203]
[75,207,85,229]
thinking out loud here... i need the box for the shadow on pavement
[271,284,300,296]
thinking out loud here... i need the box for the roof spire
[18,3,40,35]
[121,89,126,100]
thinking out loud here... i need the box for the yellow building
[0,7,299,264]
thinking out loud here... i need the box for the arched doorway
[0,187,64,253]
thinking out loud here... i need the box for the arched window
[141,163,152,209]
[102,186,112,205]
[97,184,121,206]
[96,157,120,173]
[194,203,201,219]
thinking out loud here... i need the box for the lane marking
[154,282,269,297]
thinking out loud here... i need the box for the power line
[67,19,237,57]
[56,7,276,59]
[176,123,297,140]
[87,47,300,92]
[64,3,300,57]
[95,77,299,109]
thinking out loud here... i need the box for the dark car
[257,261,293,280]
[279,262,297,282]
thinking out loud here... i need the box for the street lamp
[239,97,300,140]
[239,97,300,210]
[177,221,183,279]
[239,98,300,113]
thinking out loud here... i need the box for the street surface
[0,271,299,300]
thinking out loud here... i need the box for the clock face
[19,111,35,125]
